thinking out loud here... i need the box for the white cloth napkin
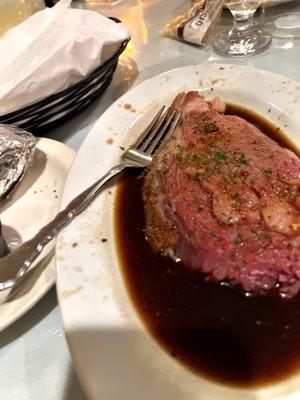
[0,0,130,115]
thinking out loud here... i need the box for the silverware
[0,106,181,303]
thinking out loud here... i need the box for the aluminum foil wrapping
[163,0,224,46]
[0,124,36,200]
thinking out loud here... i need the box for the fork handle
[2,163,127,290]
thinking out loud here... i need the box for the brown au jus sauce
[114,104,300,387]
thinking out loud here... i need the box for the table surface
[1,1,300,399]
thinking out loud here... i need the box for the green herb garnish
[211,150,227,162]
[203,167,211,180]
[234,234,243,245]
[264,168,272,174]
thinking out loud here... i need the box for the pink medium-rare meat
[143,91,300,298]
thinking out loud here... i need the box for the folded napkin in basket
[0,0,131,116]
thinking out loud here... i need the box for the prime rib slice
[143,91,300,298]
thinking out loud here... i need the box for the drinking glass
[213,0,272,57]
[264,0,300,39]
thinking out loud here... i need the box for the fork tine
[138,106,173,152]
[136,107,170,152]
[158,111,181,150]
[123,107,181,167]
[145,108,176,154]
[132,106,165,149]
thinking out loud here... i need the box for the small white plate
[0,138,75,331]
[57,64,300,400]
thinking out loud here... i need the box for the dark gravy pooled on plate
[114,105,300,387]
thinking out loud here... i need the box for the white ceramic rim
[0,138,75,332]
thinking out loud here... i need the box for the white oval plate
[0,138,74,331]
[56,64,300,400]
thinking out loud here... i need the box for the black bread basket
[0,18,129,133]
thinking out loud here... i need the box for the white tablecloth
[1,1,300,399]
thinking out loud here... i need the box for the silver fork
[0,106,181,302]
